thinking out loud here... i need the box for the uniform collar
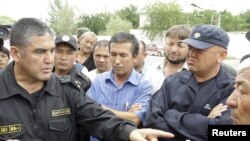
[179,67,234,91]
[0,61,58,99]
[106,68,139,86]
[44,74,60,96]
[158,60,188,75]
[0,61,23,98]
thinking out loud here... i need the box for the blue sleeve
[86,79,96,99]
[134,79,153,122]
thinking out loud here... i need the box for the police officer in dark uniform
[53,35,91,140]
[0,17,174,141]
[144,24,235,141]
[53,35,91,92]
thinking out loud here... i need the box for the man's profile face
[186,46,224,74]
[226,68,250,124]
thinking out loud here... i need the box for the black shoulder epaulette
[76,71,91,83]
[75,71,91,92]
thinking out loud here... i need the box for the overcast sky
[1,0,250,21]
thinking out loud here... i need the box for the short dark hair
[0,46,10,59]
[10,18,54,49]
[109,32,139,57]
[93,40,109,52]
[139,40,147,53]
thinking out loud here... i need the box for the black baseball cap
[246,31,250,41]
[55,35,77,50]
[180,24,229,50]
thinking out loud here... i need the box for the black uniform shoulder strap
[76,71,91,83]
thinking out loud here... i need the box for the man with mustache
[144,25,191,93]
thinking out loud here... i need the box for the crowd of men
[0,17,250,141]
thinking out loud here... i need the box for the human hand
[102,105,109,110]
[6,139,20,141]
[129,128,174,141]
[128,103,141,113]
[207,103,227,119]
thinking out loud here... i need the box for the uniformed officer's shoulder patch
[59,75,71,83]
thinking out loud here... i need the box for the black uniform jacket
[0,62,136,141]
[144,68,235,141]
[63,66,91,92]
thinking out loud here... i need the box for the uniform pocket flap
[49,118,74,131]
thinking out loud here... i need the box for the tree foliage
[105,15,133,36]
[143,0,185,40]
[48,0,76,35]
[143,0,250,40]
[115,5,139,29]
[0,16,16,25]
[46,0,250,39]
[77,13,110,35]
[239,10,250,30]
[186,10,217,26]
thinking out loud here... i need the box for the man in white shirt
[144,25,192,93]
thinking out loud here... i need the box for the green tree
[48,0,76,35]
[0,16,16,25]
[219,11,240,31]
[186,10,218,26]
[184,11,203,26]
[105,15,133,35]
[239,9,250,30]
[143,0,185,40]
[77,13,110,35]
[116,5,139,29]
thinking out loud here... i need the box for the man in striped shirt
[87,32,153,141]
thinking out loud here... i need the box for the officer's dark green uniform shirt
[0,62,136,141]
